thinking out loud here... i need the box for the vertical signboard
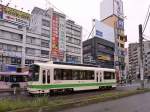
[94,19,114,42]
[59,17,65,61]
[117,19,124,30]
[114,0,124,18]
[0,5,3,19]
[51,14,59,59]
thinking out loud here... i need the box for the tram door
[42,69,50,84]
[96,71,102,83]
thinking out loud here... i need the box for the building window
[120,43,124,48]
[41,29,50,37]
[26,48,35,56]
[41,50,49,58]
[42,19,50,27]
[41,40,49,48]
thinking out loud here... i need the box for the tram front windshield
[29,64,39,81]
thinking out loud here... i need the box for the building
[124,48,129,79]
[128,43,140,79]
[145,50,150,78]
[83,37,114,69]
[31,7,66,62]
[0,5,83,71]
[0,4,50,71]
[128,41,150,79]
[66,20,82,64]
[100,0,127,80]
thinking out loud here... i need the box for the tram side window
[47,70,50,83]
[54,69,63,80]
[43,70,46,84]
[86,71,94,80]
[54,69,94,80]
[54,69,72,80]
[104,72,115,80]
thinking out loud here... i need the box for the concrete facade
[31,7,66,62]
[0,5,83,71]
[128,43,140,79]
[66,20,82,64]
[128,41,150,79]
[0,19,50,71]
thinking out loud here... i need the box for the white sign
[94,19,115,42]
[2,5,30,26]
[114,0,124,18]
[3,13,29,26]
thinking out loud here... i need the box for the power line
[143,5,150,33]
[87,25,95,40]
[143,35,150,41]
[143,5,150,29]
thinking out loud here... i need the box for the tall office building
[0,4,50,71]
[31,7,66,62]
[66,20,82,64]
[0,4,83,71]
[100,0,127,80]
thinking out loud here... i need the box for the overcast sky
[1,0,150,46]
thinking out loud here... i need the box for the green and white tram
[27,62,117,94]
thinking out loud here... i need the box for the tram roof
[34,62,115,71]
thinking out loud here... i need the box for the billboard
[0,5,3,19]
[94,19,114,42]
[117,19,124,30]
[100,0,124,20]
[114,0,124,18]
[2,5,30,26]
[51,14,65,61]
[97,54,111,61]
[51,15,59,58]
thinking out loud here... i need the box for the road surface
[58,92,150,112]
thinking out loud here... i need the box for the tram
[27,62,116,94]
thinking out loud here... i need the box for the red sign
[51,15,59,58]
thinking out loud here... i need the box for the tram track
[0,88,120,101]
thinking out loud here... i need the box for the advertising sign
[51,15,59,58]
[94,19,114,42]
[2,5,30,26]
[97,54,111,61]
[114,0,124,18]
[117,19,124,30]
[0,5,3,19]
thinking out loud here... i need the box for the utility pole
[139,24,144,89]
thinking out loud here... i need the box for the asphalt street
[58,92,150,112]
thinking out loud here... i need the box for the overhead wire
[143,5,150,29]
[143,5,150,33]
